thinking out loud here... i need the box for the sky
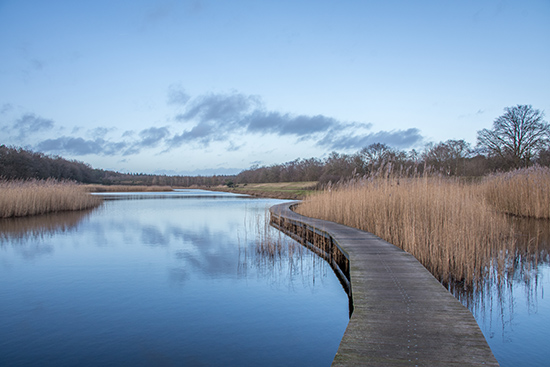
[1,0,549,175]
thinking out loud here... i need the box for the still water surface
[0,190,349,366]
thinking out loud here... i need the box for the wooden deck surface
[270,202,499,367]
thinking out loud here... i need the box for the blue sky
[1,0,549,175]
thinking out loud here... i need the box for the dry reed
[0,179,102,218]
[481,166,550,219]
[296,176,517,285]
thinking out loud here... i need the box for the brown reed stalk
[296,175,517,285]
[481,166,550,219]
[0,179,102,218]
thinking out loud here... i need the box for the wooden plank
[270,202,499,367]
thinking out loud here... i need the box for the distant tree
[422,139,471,175]
[477,105,549,168]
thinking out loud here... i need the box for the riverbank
[83,184,174,192]
[203,181,318,200]
[0,179,102,218]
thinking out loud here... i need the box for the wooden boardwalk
[270,202,499,367]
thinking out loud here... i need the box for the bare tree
[477,105,549,168]
[422,139,471,175]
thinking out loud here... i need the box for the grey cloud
[246,112,340,136]
[37,137,128,156]
[167,85,191,106]
[137,126,170,147]
[227,141,244,152]
[169,121,219,147]
[179,92,261,124]
[1,103,13,114]
[14,113,54,138]
[88,127,114,139]
[319,128,424,150]
[168,91,369,149]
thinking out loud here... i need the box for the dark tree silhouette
[477,105,549,168]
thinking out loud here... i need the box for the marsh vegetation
[295,167,550,288]
[0,179,101,218]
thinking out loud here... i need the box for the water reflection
[0,209,94,243]
[0,192,349,367]
[451,217,550,307]
[450,216,550,367]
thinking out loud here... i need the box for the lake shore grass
[83,184,174,192]
[295,173,534,286]
[0,179,102,218]
[208,181,318,199]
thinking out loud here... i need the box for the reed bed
[296,176,517,285]
[481,166,550,219]
[83,184,173,192]
[0,179,102,218]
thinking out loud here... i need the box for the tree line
[2,105,548,186]
[237,105,550,184]
[0,145,233,187]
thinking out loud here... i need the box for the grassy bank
[83,184,174,192]
[211,181,318,199]
[0,180,102,218]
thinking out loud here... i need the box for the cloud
[37,137,128,156]
[137,126,170,147]
[166,90,422,151]
[168,91,376,149]
[169,121,218,147]
[177,92,261,124]
[13,113,54,139]
[14,89,424,164]
[167,85,191,106]
[88,127,114,139]
[246,112,339,136]
[1,103,13,114]
[319,128,424,150]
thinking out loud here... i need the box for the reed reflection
[450,216,550,327]
[0,209,95,244]
[237,211,331,292]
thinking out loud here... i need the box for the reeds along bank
[295,171,547,286]
[0,179,102,218]
[481,166,550,219]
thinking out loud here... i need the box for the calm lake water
[2,189,549,366]
[0,190,349,367]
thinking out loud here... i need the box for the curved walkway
[270,202,498,367]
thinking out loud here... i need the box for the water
[0,190,349,367]
[452,217,550,367]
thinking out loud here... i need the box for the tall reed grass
[481,166,550,219]
[0,179,102,218]
[296,176,517,285]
